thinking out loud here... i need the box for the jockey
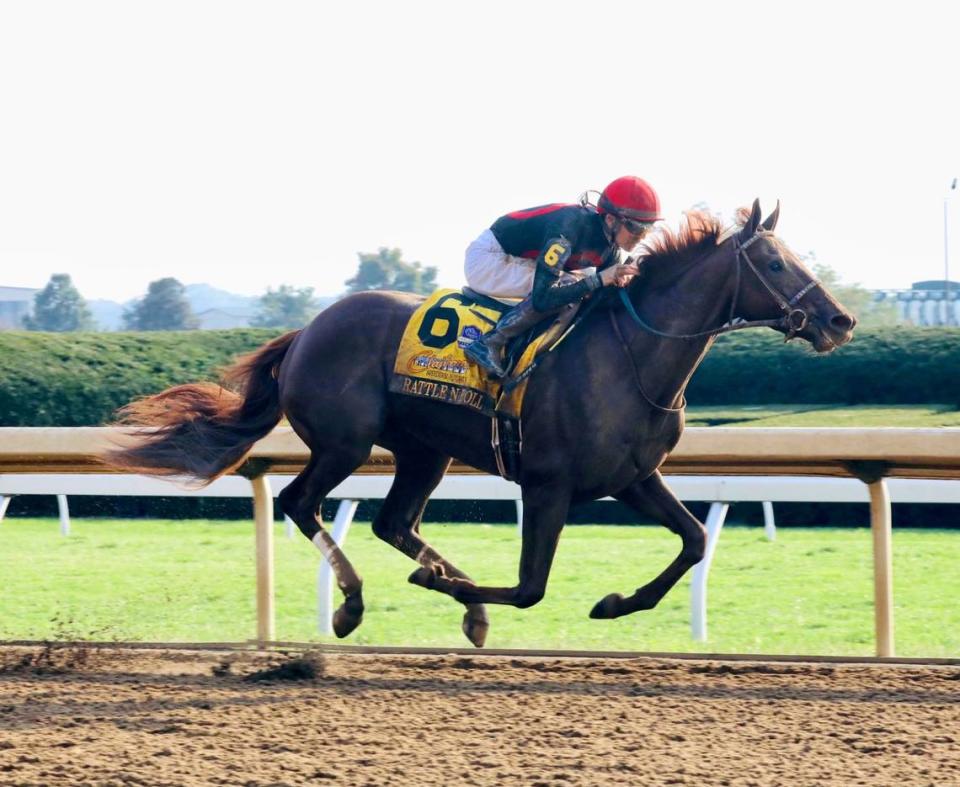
[463,175,662,378]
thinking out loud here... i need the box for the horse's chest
[533,416,681,494]
[623,416,684,477]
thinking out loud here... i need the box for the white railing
[4,472,958,644]
[3,426,960,656]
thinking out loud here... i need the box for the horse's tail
[105,329,301,483]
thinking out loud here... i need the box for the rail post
[846,461,894,657]
[250,474,275,645]
[869,479,894,657]
[690,502,730,641]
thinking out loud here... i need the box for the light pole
[946,178,957,325]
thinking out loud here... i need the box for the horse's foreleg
[371,440,489,647]
[278,449,371,639]
[409,483,569,609]
[590,469,706,619]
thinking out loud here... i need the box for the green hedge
[1,326,958,426]
[688,327,960,405]
[0,329,280,426]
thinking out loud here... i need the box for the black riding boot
[464,297,543,378]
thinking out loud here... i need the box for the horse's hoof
[408,566,436,589]
[462,608,490,648]
[589,593,624,619]
[332,591,364,638]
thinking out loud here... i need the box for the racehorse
[106,200,855,648]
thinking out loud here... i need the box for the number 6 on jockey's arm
[531,236,599,312]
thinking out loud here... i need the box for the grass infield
[684,403,960,427]
[2,406,957,656]
[1,519,957,658]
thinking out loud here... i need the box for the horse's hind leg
[372,438,490,647]
[278,449,371,638]
[590,469,707,619]
[409,482,570,610]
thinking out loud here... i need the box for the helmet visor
[618,216,655,236]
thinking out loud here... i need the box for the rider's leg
[463,273,581,377]
[463,230,542,377]
[463,229,535,299]
[463,297,544,378]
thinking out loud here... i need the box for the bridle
[618,229,822,342]
[736,231,822,340]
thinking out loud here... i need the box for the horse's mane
[641,210,726,272]
[616,209,739,307]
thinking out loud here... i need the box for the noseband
[618,229,822,341]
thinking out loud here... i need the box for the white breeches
[463,229,536,299]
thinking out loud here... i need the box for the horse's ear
[761,200,781,232]
[739,198,762,240]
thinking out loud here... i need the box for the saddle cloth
[389,289,547,418]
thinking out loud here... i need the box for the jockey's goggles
[617,217,655,236]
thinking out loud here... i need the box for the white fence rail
[3,471,959,646]
[3,426,960,655]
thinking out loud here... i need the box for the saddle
[389,288,581,482]
[461,287,578,379]
[461,287,575,378]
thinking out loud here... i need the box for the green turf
[685,404,960,427]
[3,406,957,655]
[1,519,957,658]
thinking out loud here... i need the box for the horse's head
[729,199,856,352]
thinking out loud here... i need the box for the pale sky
[1,0,958,302]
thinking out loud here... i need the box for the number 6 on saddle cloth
[388,288,579,479]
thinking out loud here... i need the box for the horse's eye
[769,259,784,272]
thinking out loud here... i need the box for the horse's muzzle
[805,310,856,352]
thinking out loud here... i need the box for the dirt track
[0,646,957,786]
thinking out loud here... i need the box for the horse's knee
[277,485,296,516]
[514,586,545,609]
[278,489,319,540]
[682,524,707,564]
[278,486,309,521]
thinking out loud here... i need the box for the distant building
[873,280,959,326]
[0,286,39,329]
[194,308,256,330]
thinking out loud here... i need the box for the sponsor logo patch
[408,353,468,377]
[457,325,482,349]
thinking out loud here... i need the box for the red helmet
[597,176,663,222]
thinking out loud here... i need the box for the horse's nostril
[831,313,855,332]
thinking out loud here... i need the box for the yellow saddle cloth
[389,289,546,418]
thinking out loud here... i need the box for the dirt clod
[242,651,326,682]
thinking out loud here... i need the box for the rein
[609,307,685,413]
[618,230,822,341]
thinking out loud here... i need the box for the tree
[123,278,199,331]
[22,274,96,331]
[251,284,319,329]
[344,247,438,295]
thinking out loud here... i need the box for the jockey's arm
[530,237,603,311]
[530,237,637,311]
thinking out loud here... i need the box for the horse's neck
[620,253,734,409]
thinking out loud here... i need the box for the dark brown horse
[107,200,855,647]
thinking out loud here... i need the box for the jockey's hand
[599,261,640,288]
